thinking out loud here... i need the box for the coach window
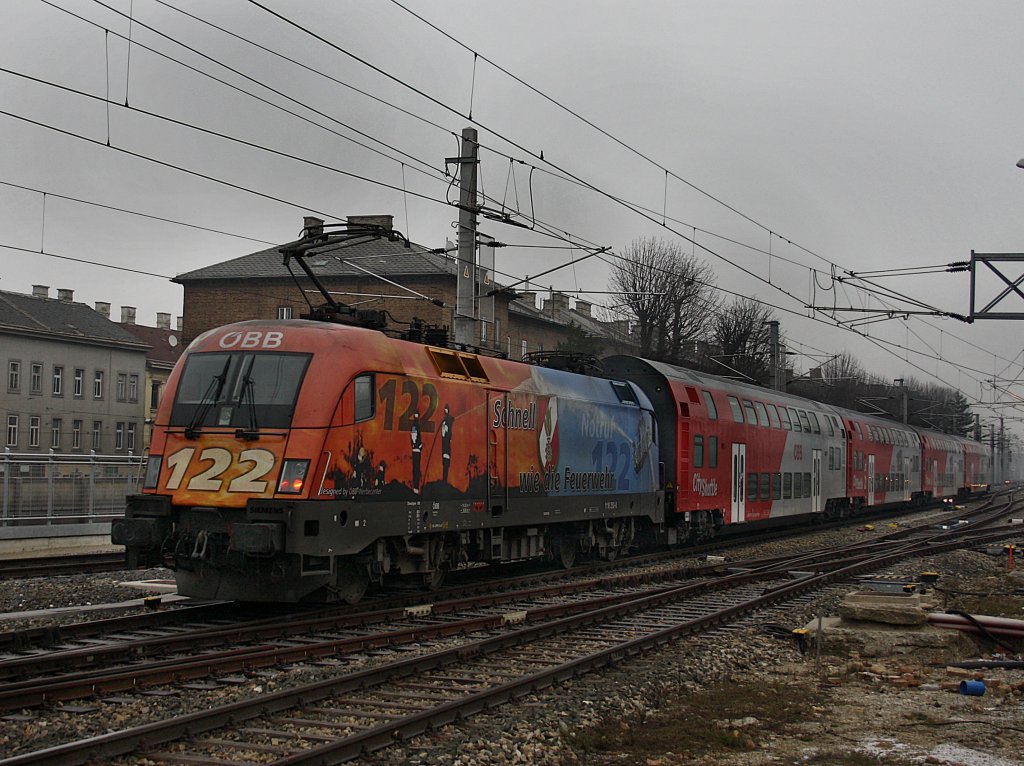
[727,395,743,423]
[798,410,812,432]
[693,435,704,468]
[753,402,769,427]
[792,472,802,497]
[747,472,758,501]
[778,406,792,430]
[702,391,718,420]
[354,374,375,422]
[788,407,801,431]
[772,472,781,499]
[759,472,770,500]
[708,435,718,467]
[853,421,862,440]
[803,472,811,498]
[809,412,822,434]
[766,404,781,429]
[742,399,757,425]
[783,472,793,499]
[822,415,833,436]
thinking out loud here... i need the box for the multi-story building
[0,286,149,455]
[113,307,184,450]
[174,213,635,358]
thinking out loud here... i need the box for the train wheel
[335,562,369,604]
[422,563,448,591]
[556,537,577,569]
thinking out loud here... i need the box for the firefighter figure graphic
[441,404,454,484]
[538,396,559,473]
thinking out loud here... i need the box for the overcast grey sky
[3,0,1024,434]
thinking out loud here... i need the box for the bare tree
[609,237,718,363]
[709,297,778,384]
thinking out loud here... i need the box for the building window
[52,366,63,396]
[30,363,42,394]
[277,306,293,320]
[8,361,21,392]
[115,422,125,450]
[50,418,61,449]
[5,415,17,447]
[521,340,528,360]
[128,374,139,402]
[29,416,40,448]
[94,370,104,399]
[92,421,102,450]
[73,368,84,397]
[150,381,162,410]
[117,373,127,402]
[72,420,82,450]
[127,422,136,452]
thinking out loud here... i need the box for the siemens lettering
[492,400,537,431]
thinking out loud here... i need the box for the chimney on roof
[303,216,324,238]
[121,306,136,324]
[347,214,394,231]
[543,292,570,315]
[94,302,110,319]
[156,312,171,330]
[32,285,49,299]
[516,291,536,309]
[574,300,592,318]
[176,316,183,331]
[57,288,74,302]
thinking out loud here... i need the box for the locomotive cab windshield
[171,351,312,432]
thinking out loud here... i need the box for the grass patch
[568,677,828,762]
[958,592,1023,618]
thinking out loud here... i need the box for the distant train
[113,319,991,603]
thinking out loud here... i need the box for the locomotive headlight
[277,459,310,494]
[142,456,162,489]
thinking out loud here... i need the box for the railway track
[0,552,128,580]
[0,497,1011,698]
[0,494,1019,765]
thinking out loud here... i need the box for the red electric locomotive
[114,320,662,602]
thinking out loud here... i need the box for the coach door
[903,456,912,502]
[487,391,508,516]
[811,449,822,513]
[731,443,746,523]
[867,454,876,506]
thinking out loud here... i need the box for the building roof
[173,235,457,283]
[0,290,150,349]
[117,323,184,367]
[510,294,633,346]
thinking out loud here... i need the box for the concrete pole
[766,321,780,391]
[453,127,479,348]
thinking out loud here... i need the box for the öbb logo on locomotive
[113,319,991,604]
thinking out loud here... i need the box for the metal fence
[0,449,143,526]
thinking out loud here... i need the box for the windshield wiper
[184,358,230,439]
[235,374,260,440]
